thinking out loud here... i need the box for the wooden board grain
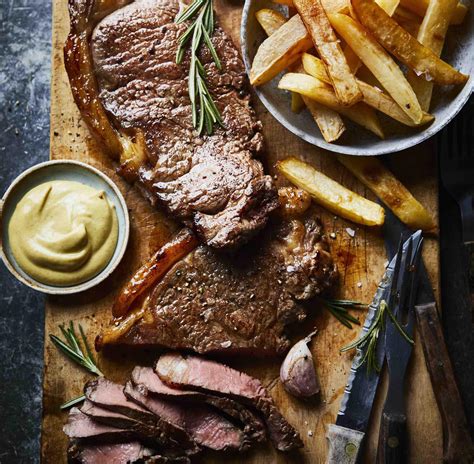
[41,0,443,462]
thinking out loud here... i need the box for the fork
[439,97,474,313]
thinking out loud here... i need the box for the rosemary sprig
[340,300,414,373]
[175,0,223,134]
[50,321,103,409]
[320,298,366,329]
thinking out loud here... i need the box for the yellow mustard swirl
[9,180,118,286]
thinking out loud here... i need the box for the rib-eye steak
[98,216,337,355]
[65,0,278,249]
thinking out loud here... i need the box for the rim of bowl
[0,160,130,295]
[240,0,474,156]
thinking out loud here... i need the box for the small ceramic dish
[0,160,130,295]
[241,0,474,156]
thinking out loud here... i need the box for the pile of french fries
[250,0,469,142]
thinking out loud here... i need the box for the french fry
[399,0,467,25]
[279,73,384,137]
[392,8,420,37]
[337,155,436,231]
[255,8,287,36]
[302,96,346,141]
[273,0,351,14]
[293,0,362,106]
[343,44,362,74]
[277,158,385,226]
[291,92,306,112]
[303,53,434,126]
[250,14,312,86]
[376,0,400,16]
[407,0,458,111]
[352,0,468,85]
[328,13,423,124]
[292,63,346,142]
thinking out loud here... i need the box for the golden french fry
[303,53,434,126]
[302,53,331,83]
[343,44,361,74]
[399,0,467,25]
[273,0,351,14]
[255,8,287,36]
[277,158,385,226]
[337,155,436,231]
[376,0,400,16]
[250,14,312,86]
[407,0,458,111]
[328,13,423,124]
[279,73,384,138]
[392,8,420,37]
[302,96,346,142]
[291,92,306,112]
[293,0,362,106]
[352,0,468,85]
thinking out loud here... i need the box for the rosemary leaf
[175,0,222,134]
[319,297,365,329]
[60,395,85,410]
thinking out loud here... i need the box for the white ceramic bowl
[0,160,130,294]
[241,0,474,155]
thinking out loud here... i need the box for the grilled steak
[155,353,303,452]
[64,407,135,442]
[98,217,337,355]
[67,440,156,464]
[124,381,249,451]
[65,0,278,249]
[131,366,266,444]
[84,378,199,456]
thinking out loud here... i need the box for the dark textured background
[0,0,472,463]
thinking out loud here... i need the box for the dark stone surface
[0,0,51,462]
[0,1,472,463]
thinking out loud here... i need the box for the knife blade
[326,234,415,464]
[376,230,423,464]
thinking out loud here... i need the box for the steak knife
[326,234,416,464]
[376,231,423,464]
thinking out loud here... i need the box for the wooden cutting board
[41,0,443,462]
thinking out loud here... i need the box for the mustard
[9,180,118,286]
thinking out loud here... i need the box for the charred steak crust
[102,217,337,355]
[66,0,278,249]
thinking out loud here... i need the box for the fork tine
[398,237,414,312]
[390,236,404,298]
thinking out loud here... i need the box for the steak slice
[67,440,156,464]
[84,378,199,455]
[65,0,278,249]
[131,366,266,444]
[155,353,303,452]
[64,407,135,442]
[124,381,249,451]
[98,217,337,355]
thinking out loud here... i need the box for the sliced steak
[64,407,134,442]
[66,0,278,249]
[84,378,198,455]
[124,381,249,451]
[67,440,156,464]
[155,353,303,452]
[99,217,337,355]
[131,366,266,444]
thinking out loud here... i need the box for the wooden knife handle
[415,302,474,463]
[326,424,364,464]
[376,410,407,464]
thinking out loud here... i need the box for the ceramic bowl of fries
[241,0,473,155]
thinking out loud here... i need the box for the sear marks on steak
[155,353,303,452]
[124,380,249,451]
[131,366,266,444]
[99,217,337,355]
[84,378,199,456]
[66,0,278,250]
